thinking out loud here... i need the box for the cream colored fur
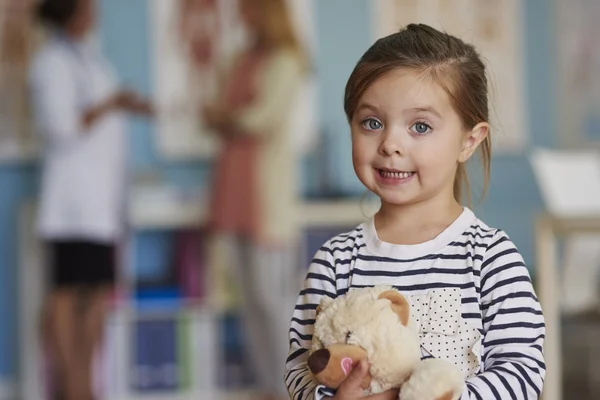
[400,358,464,400]
[312,285,464,400]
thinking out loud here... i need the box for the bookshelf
[18,187,379,400]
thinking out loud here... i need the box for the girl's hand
[332,360,399,400]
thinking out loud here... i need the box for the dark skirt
[46,240,117,288]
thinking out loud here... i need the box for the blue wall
[0,166,38,382]
[0,0,555,381]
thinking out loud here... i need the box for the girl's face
[351,68,487,208]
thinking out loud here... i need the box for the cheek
[351,132,377,165]
[413,141,460,176]
[351,133,365,164]
[351,144,364,167]
[351,147,366,182]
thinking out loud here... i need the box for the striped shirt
[285,207,545,400]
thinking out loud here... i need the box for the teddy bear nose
[308,349,330,375]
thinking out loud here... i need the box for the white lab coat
[29,34,127,242]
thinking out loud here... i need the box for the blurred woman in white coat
[29,0,151,399]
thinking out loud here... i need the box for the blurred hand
[202,102,225,125]
[82,89,152,129]
[202,102,234,135]
[113,90,154,116]
[331,360,399,400]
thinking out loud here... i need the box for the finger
[341,359,369,390]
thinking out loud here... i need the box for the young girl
[285,24,545,400]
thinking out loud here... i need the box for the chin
[370,189,416,206]
[379,196,417,206]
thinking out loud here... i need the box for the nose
[379,131,405,156]
[307,349,330,375]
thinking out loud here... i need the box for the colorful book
[174,229,206,300]
[132,318,180,393]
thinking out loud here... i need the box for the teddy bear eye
[345,331,353,342]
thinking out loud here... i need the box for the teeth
[380,170,413,179]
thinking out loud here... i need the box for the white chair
[530,148,600,400]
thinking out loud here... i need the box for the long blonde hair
[251,0,308,69]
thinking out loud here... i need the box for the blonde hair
[251,0,308,69]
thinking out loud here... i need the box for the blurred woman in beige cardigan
[202,0,308,398]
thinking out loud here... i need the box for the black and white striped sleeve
[284,241,338,400]
[461,230,546,400]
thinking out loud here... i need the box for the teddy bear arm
[399,358,464,400]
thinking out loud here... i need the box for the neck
[62,21,91,42]
[375,194,463,245]
[60,29,84,43]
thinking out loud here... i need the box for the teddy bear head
[307,286,422,394]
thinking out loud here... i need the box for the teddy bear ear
[378,290,410,326]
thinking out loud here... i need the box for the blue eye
[410,122,432,135]
[361,118,383,131]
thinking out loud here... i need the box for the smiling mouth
[376,169,415,179]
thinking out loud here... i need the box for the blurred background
[0,0,599,399]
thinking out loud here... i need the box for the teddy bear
[307,285,465,400]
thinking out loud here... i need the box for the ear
[316,304,323,318]
[458,122,489,163]
[316,296,333,318]
[378,290,410,326]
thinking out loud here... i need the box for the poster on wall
[371,0,527,154]
[0,0,43,162]
[150,0,317,160]
[556,0,600,148]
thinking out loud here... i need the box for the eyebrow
[355,103,379,114]
[354,103,442,119]
[408,106,442,119]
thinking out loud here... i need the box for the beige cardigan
[229,47,304,245]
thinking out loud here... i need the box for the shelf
[112,301,219,321]
[20,187,381,231]
[109,295,298,321]
[129,186,380,230]
[18,192,377,400]
[111,390,254,400]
